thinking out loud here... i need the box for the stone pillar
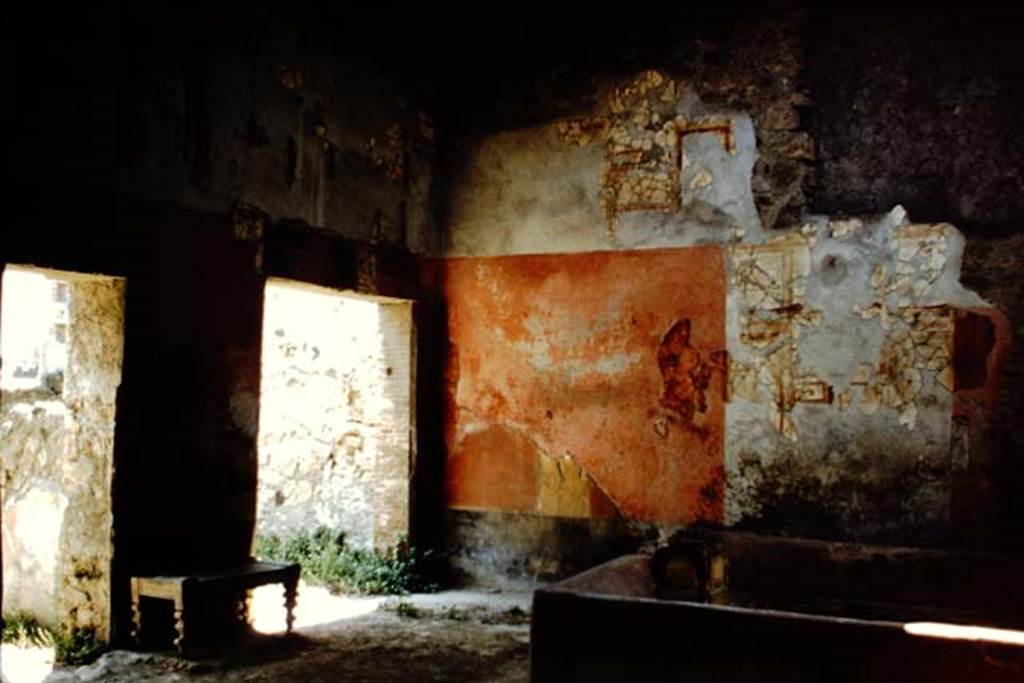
[58,277,124,642]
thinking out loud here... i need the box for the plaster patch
[553,71,740,243]
[689,168,713,190]
[828,218,864,239]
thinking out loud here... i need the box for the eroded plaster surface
[437,67,1008,557]
[725,209,992,540]
[446,71,761,257]
[256,281,411,551]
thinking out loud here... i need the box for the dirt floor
[4,590,532,683]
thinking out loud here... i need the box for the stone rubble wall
[256,281,411,552]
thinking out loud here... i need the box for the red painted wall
[440,247,727,524]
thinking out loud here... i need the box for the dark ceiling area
[11,1,1024,235]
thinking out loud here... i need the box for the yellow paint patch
[537,453,594,518]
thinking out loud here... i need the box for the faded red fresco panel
[445,424,540,513]
[441,247,727,525]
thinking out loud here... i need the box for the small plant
[392,601,420,618]
[441,606,470,621]
[255,527,438,595]
[479,610,528,626]
[53,627,106,665]
[2,612,54,648]
[1,613,105,665]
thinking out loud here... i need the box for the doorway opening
[252,278,414,631]
[1,265,125,681]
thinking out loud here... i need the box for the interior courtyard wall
[257,283,411,551]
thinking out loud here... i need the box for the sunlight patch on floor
[0,642,56,683]
[904,621,1024,645]
[250,581,384,633]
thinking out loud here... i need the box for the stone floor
[3,589,531,683]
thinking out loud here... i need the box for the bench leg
[284,579,298,634]
[173,596,186,654]
[130,580,142,645]
[236,589,251,628]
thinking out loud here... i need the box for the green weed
[2,613,105,665]
[255,527,437,595]
[53,627,106,665]
[2,612,54,648]
[391,601,421,618]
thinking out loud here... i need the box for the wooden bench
[130,559,300,654]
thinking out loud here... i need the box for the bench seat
[130,559,300,654]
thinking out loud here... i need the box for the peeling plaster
[447,70,763,257]
[728,232,827,439]
[576,73,748,244]
[440,66,1007,552]
[725,207,995,540]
